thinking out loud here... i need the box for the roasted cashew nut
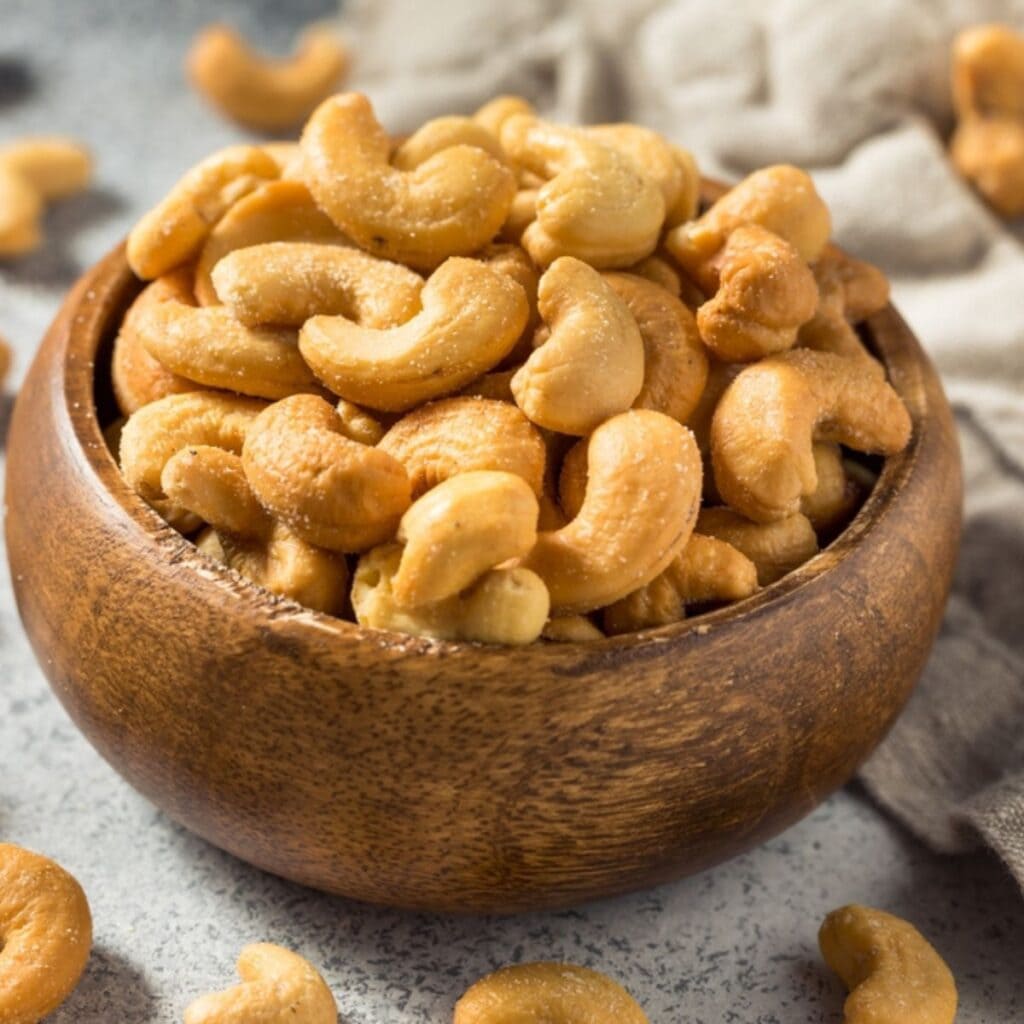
[334,398,384,446]
[0,843,92,1024]
[378,396,545,499]
[352,543,549,645]
[188,23,348,131]
[626,254,682,297]
[819,905,957,1024]
[300,256,528,411]
[194,179,350,306]
[454,962,648,1024]
[696,224,818,362]
[950,115,1024,218]
[511,257,644,435]
[605,271,709,423]
[472,94,536,138]
[542,614,605,642]
[523,409,702,613]
[393,470,539,607]
[212,242,423,327]
[710,349,911,522]
[302,92,516,269]
[697,507,818,585]
[127,146,280,280]
[952,24,1024,119]
[814,244,890,322]
[800,442,863,535]
[0,163,43,255]
[586,122,686,214]
[184,943,337,1024]
[393,116,508,171]
[499,114,665,268]
[242,394,411,552]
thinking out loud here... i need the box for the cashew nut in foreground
[453,962,648,1024]
[300,257,528,411]
[697,507,819,585]
[302,92,516,269]
[188,22,349,131]
[605,271,709,423]
[194,179,350,305]
[523,409,702,613]
[112,270,200,415]
[243,394,411,552]
[128,146,280,280]
[184,942,337,1024]
[511,257,644,435]
[665,164,831,292]
[212,242,423,327]
[499,113,665,268]
[950,116,1024,218]
[710,349,911,522]
[352,543,549,645]
[696,224,819,362]
[0,842,92,1024]
[378,396,546,498]
[393,471,539,607]
[603,532,758,635]
[819,905,957,1024]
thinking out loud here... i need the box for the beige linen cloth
[339,0,1024,886]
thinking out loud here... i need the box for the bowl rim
[60,242,930,661]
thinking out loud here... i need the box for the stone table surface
[2,1,1023,1021]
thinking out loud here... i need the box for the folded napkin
[339,0,1024,891]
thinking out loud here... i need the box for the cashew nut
[473,94,536,137]
[187,22,349,131]
[302,92,516,269]
[696,224,818,362]
[523,409,702,613]
[710,349,911,522]
[393,116,508,171]
[300,256,528,411]
[0,843,92,1024]
[819,905,957,1024]
[334,398,384,446]
[459,368,517,403]
[212,241,423,328]
[602,532,758,635]
[378,396,545,499]
[0,136,92,201]
[511,257,644,435]
[814,244,890,323]
[499,114,665,268]
[666,164,831,292]
[472,241,540,362]
[697,507,819,585]
[184,943,337,1024]
[352,543,549,644]
[194,179,350,306]
[626,254,682,296]
[392,471,538,607]
[800,442,863,535]
[542,614,605,642]
[605,271,709,423]
[586,122,686,214]
[950,115,1024,218]
[0,163,42,255]
[666,144,702,226]
[500,187,539,242]
[952,23,1024,119]
[242,394,411,552]
[261,142,305,179]
[112,270,201,415]
[453,962,648,1024]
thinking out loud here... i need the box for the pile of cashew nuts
[111,91,912,646]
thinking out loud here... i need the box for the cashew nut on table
[113,91,912,643]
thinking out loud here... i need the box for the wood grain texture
[5,212,962,913]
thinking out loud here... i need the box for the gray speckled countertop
[2,1,1023,1021]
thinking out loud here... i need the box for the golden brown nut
[950,116,1024,218]
[541,614,605,642]
[0,137,92,201]
[952,23,1024,119]
[697,507,818,585]
[0,162,43,256]
[800,442,863,535]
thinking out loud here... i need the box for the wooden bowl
[6,239,961,914]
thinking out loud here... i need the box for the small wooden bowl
[6,239,961,914]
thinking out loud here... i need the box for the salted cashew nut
[814,244,890,322]
[453,962,648,1024]
[952,24,1024,119]
[801,442,863,534]
[602,532,758,635]
[352,542,549,645]
[473,94,536,137]
[300,256,528,411]
[542,614,604,642]
[187,22,349,131]
[666,144,701,227]
[194,179,350,305]
[212,241,423,328]
[666,164,831,293]
[378,396,545,499]
[472,241,540,361]
[0,843,92,1024]
[586,122,685,214]
[335,398,384,446]
[242,394,411,552]
[523,409,702,613]
[950,115,1024,218]
[711,349,911,522]
[302,92,516,269]
[499,114,665,268]
[500,187,539,242]
[127,146,280,280]
[112,270,200,415]
[184,942,337,1024]
[0,137,91,201]
[697,507,818,585]
[459,368,517,403]
[626,254,682,296]
[393,116,508,170]
[819,905,957,1024]
[392,470,539,607]
[511,257,644,435]
[605,271,709,423]
[696,224,818,362]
